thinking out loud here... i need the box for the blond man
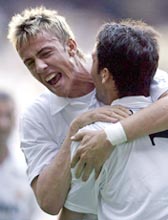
[8,6,168,216]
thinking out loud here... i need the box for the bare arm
[70,105,130,135]
[122,94,168,141]
[71,93,168,180]
[29,106,128,214]
[31,133,72,215]
[58,207,85,220]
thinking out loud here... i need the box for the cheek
[91,67,96,81]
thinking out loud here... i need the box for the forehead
[17,31,61,57]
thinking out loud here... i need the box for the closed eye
[24,59,35,69]
[40,51,52,58]
[38,47,54,59]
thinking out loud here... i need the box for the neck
[69,82,95,98]
[100,87,119,105]
[68,56,95,98]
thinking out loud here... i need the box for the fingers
[72,157,96,181]
[110,107,130,118]
[71,153,80,168]
[75,160,86,179]
[82,164,93,181]
[71,131,85,141]
[112,105,130,112]
[72,158,101,181]
[95,165,102,179]
[95,106,131,123]
[71,148,94,181]
[72,149,92,179]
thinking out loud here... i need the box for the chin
[54,90,67,97]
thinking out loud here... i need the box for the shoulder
[20,91,48,123]
[153,68,168,80]
[22,90,68,122]
[23,90,51,117]
[150,68,168,101]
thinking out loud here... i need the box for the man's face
[91,49,105,102]
[18,31,79,97]
[0,100,14,142]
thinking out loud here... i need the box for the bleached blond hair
[8,6,84,58]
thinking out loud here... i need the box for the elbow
[39,199,62,215]
[35,184,63,215]
[33,180,62,215]
[32,175,68,215]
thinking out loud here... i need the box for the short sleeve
[150,69,168,101]
[20,116,60,185]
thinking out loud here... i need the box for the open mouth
[46,73,62,85]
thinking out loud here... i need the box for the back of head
[8,6,83,58]
[96,19,159,97]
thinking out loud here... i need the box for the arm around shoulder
[121,93,168,141]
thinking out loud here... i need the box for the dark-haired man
[60,20,168,220]
[8,7,168,215]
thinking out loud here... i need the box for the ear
[100,68,111,84]
[66,39,77,57]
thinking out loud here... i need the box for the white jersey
[0,155,37,220]
[21,89,94,184]
[150,69,168,101]
[65,96,168,220]
[20,69,168,186]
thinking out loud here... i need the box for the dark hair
[96,19,159,97]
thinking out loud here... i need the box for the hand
[71,129,114,181]
[70,105,131,136]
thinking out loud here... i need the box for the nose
[35,58,48,74]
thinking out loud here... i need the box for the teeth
[46,73,56,82]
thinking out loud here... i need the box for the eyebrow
[24,46,53,64]
[36,46,53,56]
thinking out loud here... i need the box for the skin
[59,42,168,220]
[16,23,168,217]
[59,49,117,220]
[71,91,168,181]
[17,31,129,214]
[18,31,94,98]
[59,208,85,220]
[17,31,94,214]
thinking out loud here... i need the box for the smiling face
[17,31,80,97]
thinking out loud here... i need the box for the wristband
[104,122,127,146]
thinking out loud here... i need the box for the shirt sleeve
[20,115,60,185]
[150,69,168,101]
